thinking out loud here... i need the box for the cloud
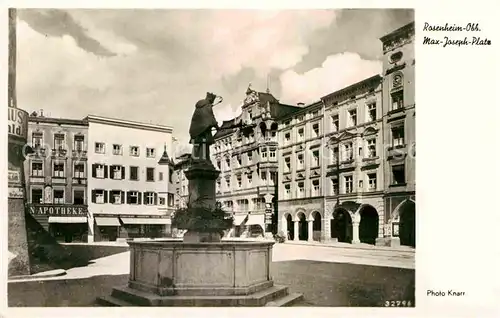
[279,52,382,104]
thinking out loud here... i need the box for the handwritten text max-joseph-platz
[422,22,492,48]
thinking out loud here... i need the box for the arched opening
[297,212,308,241]
[358,205,379,245]
[259,122,267,137]
[249,224,264,238]
[331,209,353,243]
[311,211,322,241]
[270,122,278,139]
[286,214,294,240]
[399,200,416,247]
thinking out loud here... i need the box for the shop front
[28,204,89,243]
[93,215,171,242]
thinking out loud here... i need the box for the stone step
[265,293,304,307]
[98,285,294,307]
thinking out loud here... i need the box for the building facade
[85,115,175,242]
[24,114,90,243]
[173,153,191,209]
[277,75,384,244]
[277,21,415,247]
[380,22,416,247]
[210,86,301,238]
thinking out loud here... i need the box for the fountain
[97,92,303,306]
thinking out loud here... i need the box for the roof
[28,115,88,126]
[84,115,173,133]
[277,101,322,121]
[380,21,415,43]
[320,74,382,103]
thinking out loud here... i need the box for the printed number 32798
[385,300,412,307]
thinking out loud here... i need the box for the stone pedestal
[376,236,401,247]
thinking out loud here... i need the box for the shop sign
[8,187,24,199]
[8,170,21,183]
[28,204,88,216]
[8,107,28,140]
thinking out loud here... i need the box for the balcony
[387,145,407,160]
[51,148,68,158]
[362,156,380,168]
[31,146,47,157]
[72,177,87,185]
[72,150,88,160]
[52,176,67,185]
[387,107,406,122]
[29,175,45,184]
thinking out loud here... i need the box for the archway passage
[312,211,322,241]
[286,214,294,240]
[399,200,416,247]
[298,212,308,241]
[331,209,352,243]
[359,205,379,245]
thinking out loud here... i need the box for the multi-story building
[211,85,301,238]
[277,21,415,247]
[380,21,416,247]
[85,115,175,242]
[24,113,90,243]
[173,153,191,209]
[277,75,384,244]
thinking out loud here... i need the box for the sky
[15,8,414,156]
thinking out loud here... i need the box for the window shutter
[137,192,142,205]
[121,166,125,179]
[126,191,131,204]
[92,164,96,178]
[104,165,108,178]
[121,191,125,204]
[154,193,158,205]
[91,190,96,203]
[143,192,147,205]
[103,190,108,203]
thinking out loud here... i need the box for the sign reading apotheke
[28,204,88,216]
[8,107,28,140]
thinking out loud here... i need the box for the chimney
[297,102,305,106]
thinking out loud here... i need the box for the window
[32,189,43,203]
[112,165,124,180]
[52,190,64,204]
[367,103,377,122]
[226,178,231,189]
[270,171,277,183]
[331,147,339,164]
[261,148,268,158]
[169,170,173,183]
[236,155,242,166]
[95,142,105,154]
[216,160,221,169]
[392,164,406,185]
[344,176,353,194]
[54,134,65,150]
[297,182,305,198]
[113,144,122,155]
[284,120,291,127]
[110,190,124,204]
[127,191,140,204]
[344,143,353,161]
[261,171,267,181]
[130,146,139,156]
[311,110,319,118]
[296,115,304,122]
[216,179,221,191]
[312,179,320,196]
[74,135,84,152]
[247,151,252,162]
[159,197,166,205]
[269,148,276,158]
[93,189,107,204]
[284,157,291,172]
[53,163,65,177]
[130,166,139,181]
[348,109,357,127]
[331,178,338,195]
[74,190,85,204]
[247,173,253,185]
[284,183,291,198]
[367,139,377,158]
[312,123,320,137]
[31,162,43,176]
[225,159,231,169]
[368,173,377,191]
[168,193,174,207]
[237,175,242,189]
[297,154,304,170]
[74,163,85,178]
[32,133,43,147]
[298,128,304,140]
[159,172,163,181]
[392,126,405,147]
[391,90,404,110]
[284,132,291,143]
[331,115,339,132]
[146,168,155,181]
[94,164,106,178]
[312,150,320,166]
[146,148,156,158]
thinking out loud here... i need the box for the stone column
[183,159,221,243]
[293,220,299,241]
[352,221,360,244]
[307,220,314,242]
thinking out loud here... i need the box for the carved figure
[189,92,220,160]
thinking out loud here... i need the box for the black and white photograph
[2,1,497,316]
